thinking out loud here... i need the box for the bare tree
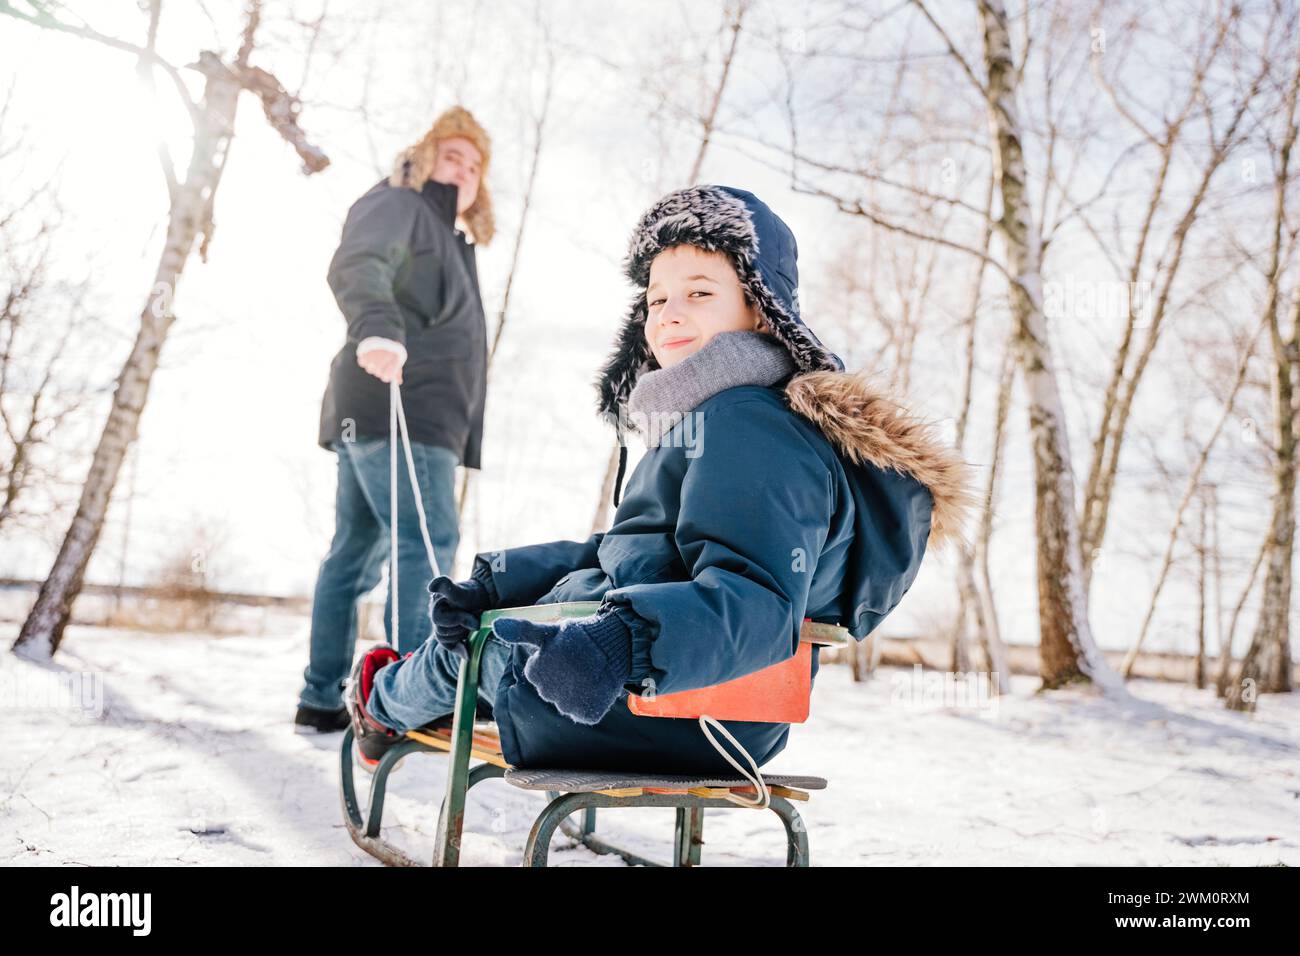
[973,338,1015,692]
[1079,2,1282,588]
[0,84,99,534]
[1215,532,1268,697]
[971,0,1120,689]
[0,216,95,534]
[1194,490,1208,689]
[1122,309,1268,676]
[5,0,329,659]
[754,1,1118,689]
[946,172,1007,685]
[1229,283,1300,708]
[456,3,559,525]
[590,0,754,535]
[1223,31,1300,710]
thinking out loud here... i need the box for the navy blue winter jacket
[474,371,969,773]
[473,184,972,773]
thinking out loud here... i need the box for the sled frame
[338,602,844,867]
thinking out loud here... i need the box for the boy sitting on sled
[345,185,974,775]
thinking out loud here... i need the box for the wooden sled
[339,602,848,867]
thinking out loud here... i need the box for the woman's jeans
[298,436,461,712]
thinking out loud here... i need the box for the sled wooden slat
[404,723,507,768]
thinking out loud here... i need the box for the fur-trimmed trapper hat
[390,105,495,246]
[594,185,844,424]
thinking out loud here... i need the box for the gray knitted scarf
[624,330,797,447]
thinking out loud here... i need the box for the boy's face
[644,244,763,369]
[431,136,482,214]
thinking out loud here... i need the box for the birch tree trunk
[978,0,1120,691]
[1226,47,1300,711]
[1195,494,1207,690]
[9,2,327,658]
[974,340,1014,694]
[13,64,242,659]
[1216,533,1268,698]
[949,174,998,683]
[1228,287,1299,709]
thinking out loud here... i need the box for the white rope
[392,380,442,577]
[387,379,444,651]
[698,714,770,809]
[389,381,399,648]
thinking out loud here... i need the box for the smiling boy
[342,184,974,776]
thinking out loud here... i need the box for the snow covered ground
[2,613,1297,867]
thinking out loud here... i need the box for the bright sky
[0,1,1281,658]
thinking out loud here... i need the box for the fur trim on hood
[784,370,978,554]
[389,105,495,246]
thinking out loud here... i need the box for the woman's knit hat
[389,105,495,245]
[594,185,844,425]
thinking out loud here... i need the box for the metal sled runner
[339,602,847,867]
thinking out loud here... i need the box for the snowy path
[2,617,1296,866]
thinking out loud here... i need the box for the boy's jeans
[298,436,460,712]
[366,629,514,732]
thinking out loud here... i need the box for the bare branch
[910,0,989,98]
[137,0,178,200]
[787,175,1016,287]
[0,0,199,122]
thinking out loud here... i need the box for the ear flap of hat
[595,294,657,423]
